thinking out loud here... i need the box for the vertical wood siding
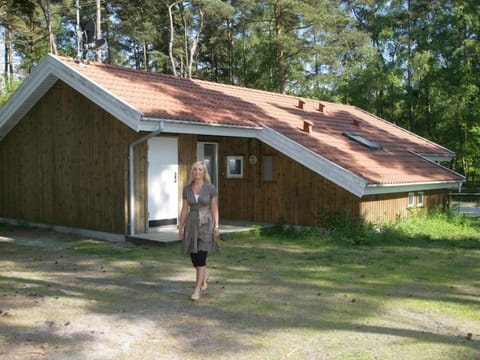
[0,81,144,235]
[192,136,360,226]
[182,135,449,226]
[360,190,448,224]
[0,82,451,235]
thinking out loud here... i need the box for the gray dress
[181,183,220,255]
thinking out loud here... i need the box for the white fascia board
[0,58,58,141]
[410,150,465,180]
[140,117,261,137]
[258,125,368,197]
[364,180,462,195]
[0,54,143,140]
[47,55,142,131]
[416,153,453,162]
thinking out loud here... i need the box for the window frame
[417,191,424,207]
[407,192,415,208]
[226,155,244,179]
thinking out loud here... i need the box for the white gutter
[363,180,463,195]
[128,121,164,236]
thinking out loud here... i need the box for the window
[343,132,382,151]
[197,142,218,185]
[407,192,415,208]
[226,156,243,178]
[263,155,274,181]
[417,192,424,207]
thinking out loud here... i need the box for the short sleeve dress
[181,183,220,255]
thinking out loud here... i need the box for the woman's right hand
[178,228,184,239]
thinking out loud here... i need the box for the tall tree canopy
[1,0,479,183]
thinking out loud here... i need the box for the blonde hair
[188,161,211,184]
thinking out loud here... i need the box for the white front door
[147,137,178,227]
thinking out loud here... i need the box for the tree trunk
[274,2,286,94]
[167,1,181,76]
[5,25,14,89]
[188,4,204,78]
[406,0,415,130]
[96,0,102,62]
[37,0,57,55]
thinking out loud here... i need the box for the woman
[178,161,220,300]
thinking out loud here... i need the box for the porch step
[126,221,271,246]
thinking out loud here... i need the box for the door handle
[174,172,177,183]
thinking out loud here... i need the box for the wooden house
[0,55,465,241]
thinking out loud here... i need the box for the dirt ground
[1,227,479,360]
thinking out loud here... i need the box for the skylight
[343,132,382,151]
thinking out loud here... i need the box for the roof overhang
[142,117,465,197]
[0,54,143,141]
[142,117,369,197]
[415,153,454,162]
[140,117,261,137]
[364,180,463,195]
[257,125,369,197]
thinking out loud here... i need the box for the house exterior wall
[0,80,452,236]
[360,190,448,224]
[181,135,449,227]
[192,135,361,226]
[0,81,144,235]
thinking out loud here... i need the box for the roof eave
[142,119,369,197]
[258,124,368,197]
[0,54,143,141]
[0,56,58,141]
[140,117,261,137]
[364,180,464,195]
[48,55,142,131]
[417,153,454,162]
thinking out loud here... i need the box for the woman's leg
[192,265,206,299]
[190,251,208,300]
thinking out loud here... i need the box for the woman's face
[192,164,205,181]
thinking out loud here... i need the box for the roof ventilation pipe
[128,121,164,236]
[297,99,305,109]
[318,103,325,112]
[303,120,313,134]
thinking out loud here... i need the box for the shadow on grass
[0,224,479,358]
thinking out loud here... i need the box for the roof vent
[303,120,313,134]
[297,99,305,109]
[318,103,325,112]
[352,119,360,127]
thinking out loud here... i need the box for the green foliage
[0,80,22,107]
[259,207,480,249]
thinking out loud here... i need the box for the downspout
[128,121,164,236]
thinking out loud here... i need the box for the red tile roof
[58,56,463,187]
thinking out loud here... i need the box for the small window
[407,192,415,208]
[226,156,243,178]
[343,132,382,151]
[417,192,424,207]
[264,155,274,181]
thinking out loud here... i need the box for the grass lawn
[0,212,479,359]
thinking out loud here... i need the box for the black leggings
[190,250,208,267]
